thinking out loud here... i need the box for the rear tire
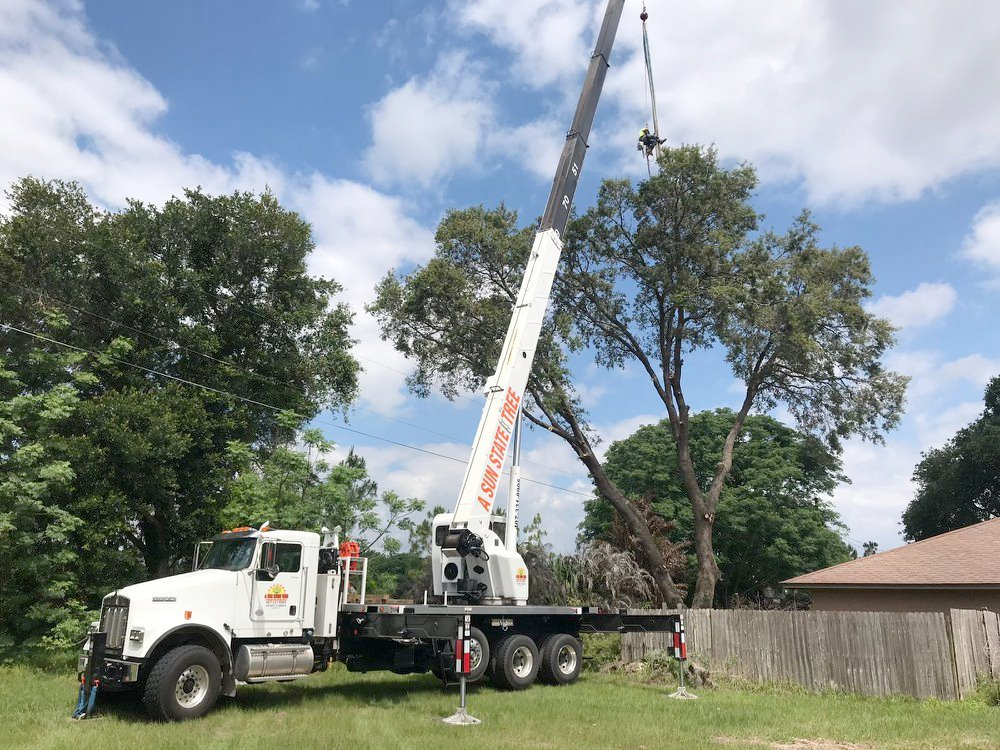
[142,645,221,721]
[434,627,490,683]
[490,634,539,690]
[539,633,582,685]
[465,626,490,683]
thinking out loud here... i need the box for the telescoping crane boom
[432,0,626,605]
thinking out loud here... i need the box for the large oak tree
[371,145,906,607]
[0,178,358,591]
[560,146,906,605]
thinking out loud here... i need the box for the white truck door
[252,541,304,625]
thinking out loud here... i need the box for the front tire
[142,645,222,721]
[490,634,539,690]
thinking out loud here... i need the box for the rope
[640,4,663,161]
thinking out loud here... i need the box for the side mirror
[256,564,279,581]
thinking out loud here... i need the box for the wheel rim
[511,645,534,678]
[175,665,210,708]
[557,643,578,675]
[469,638,484,672]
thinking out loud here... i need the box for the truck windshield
[199,539,257,571]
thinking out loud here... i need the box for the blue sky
[3,0,1000,554]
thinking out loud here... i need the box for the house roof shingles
[783,516,1000,588]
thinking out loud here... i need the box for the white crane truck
[78,0,681,721]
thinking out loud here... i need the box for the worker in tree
[637,127,664,157]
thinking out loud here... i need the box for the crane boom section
[451,0,625,532]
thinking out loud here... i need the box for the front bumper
[80,632,141,688]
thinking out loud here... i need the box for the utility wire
[2,276,586,477]
[0,322,594,498]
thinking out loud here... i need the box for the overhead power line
[2,276,585,478]
[0,322,594,499]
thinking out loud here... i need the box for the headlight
[87,621,99,634]
[128,627,145,643]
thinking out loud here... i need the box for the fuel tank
[233,643,315,681]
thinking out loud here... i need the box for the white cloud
[364,51,494,188]
[459,0,1000,205]
[364,56,568,188]
[486,118,565,182]
[291,177,435,412]
[913,400,983,450]
[962,201,1000,270]
[451,0,596,88]
[0,0,281,209]
[887,350,1000,400]
[867,282,956,329]
[830,440,913,550]
[299,47,323,71]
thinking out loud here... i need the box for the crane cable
[640,4,663,170]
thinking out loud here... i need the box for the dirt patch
[714,737,870,750]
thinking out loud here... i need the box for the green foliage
[0,337,93,658]
[223,438,424,554]
[582,409,854,605]
[977,676,1000,707]
[581,633,620,672]
[365,552,429,599]
[902,376,1000,541]
[0,177,359,651]
[641,649,682,682]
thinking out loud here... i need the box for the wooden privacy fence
[621,608,1000,700]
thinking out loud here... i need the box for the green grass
[5,664,1000,750]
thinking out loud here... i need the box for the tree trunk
[140,518,171,579]
[524,379,685,607]
[690,500,720,607]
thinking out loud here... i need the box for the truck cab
[81,527,336,720]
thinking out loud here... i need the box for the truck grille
[100,595,129,651]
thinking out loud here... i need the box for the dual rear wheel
[489,632,582,689]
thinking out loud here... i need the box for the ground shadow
[85,671,472,722]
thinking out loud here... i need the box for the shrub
[977,677,1000,706]
[581,633,620,672]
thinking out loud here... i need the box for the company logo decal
[515,567,528,585]
[263,583,288,606]
[477,387,522,513]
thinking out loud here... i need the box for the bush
[581,633,620,672]
[642,648,681,682]
[977,677,1000,706]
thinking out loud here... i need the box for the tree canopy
[370,146,905,607]
[560,145,906,605]
[0,177,359,652]
[902,376,1000,541]
[581,409,854,606]
[370,204,687,606]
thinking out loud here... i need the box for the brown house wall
[809,588,1000,613]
